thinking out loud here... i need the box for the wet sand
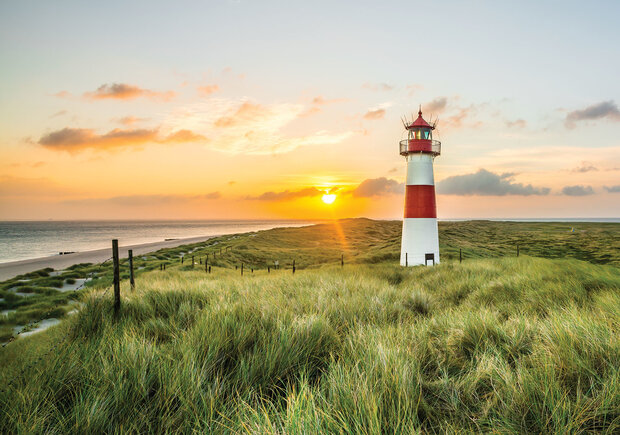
[0,235,215,281]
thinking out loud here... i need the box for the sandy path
[0,235,215,281]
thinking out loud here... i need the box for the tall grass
[1,256,619,433]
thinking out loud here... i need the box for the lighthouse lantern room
[399,108,441,266]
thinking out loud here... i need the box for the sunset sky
[1,0,619,220]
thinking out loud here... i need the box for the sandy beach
[0,235,215,281]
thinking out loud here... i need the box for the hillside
[1,219,619,433]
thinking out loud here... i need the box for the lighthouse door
[425,253,435,266]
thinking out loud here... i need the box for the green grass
[0,219,619,433]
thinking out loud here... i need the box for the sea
[0,218,617,265]
[0,220,317,264]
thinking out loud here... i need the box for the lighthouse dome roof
[406,109,433,130]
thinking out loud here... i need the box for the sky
[1,0,619,220]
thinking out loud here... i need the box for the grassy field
[1,219,619,432]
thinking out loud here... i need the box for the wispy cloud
[84,83,176,101]
[424,97,448,113]
[604,185,620,193]
[570,161,598,173]
[52,91,71,99]
[352,178,404,197]
[506,119,527,129]
[363,108,386,120]
[197,84,219,96]
[163,98,353,155]
[38,127,206,152]
[565,101,620,129]
[406,84,423,96]
[437,169,550,196]
[246,187,324,201]
[561,185,594,196]
[50,110,67,118]
[116,116,148,126]
[312,96,345,105]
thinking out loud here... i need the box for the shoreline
[0,235,216,281]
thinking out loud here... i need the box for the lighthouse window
[423,130,430,139]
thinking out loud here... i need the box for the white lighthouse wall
[400,218,440,266]
[406,154,435,185]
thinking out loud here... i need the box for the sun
[322,193,336,204]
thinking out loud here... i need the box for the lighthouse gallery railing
[399,139,441,156]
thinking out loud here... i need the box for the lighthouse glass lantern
[399,108,441,266]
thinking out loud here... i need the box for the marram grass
[1,255,619,433]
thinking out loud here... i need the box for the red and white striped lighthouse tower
[399,108,441,266]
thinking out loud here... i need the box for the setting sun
[322,193,337,204]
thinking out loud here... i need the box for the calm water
[0,220,316,264]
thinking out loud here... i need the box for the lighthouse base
[400,218,440,266]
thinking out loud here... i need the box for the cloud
[312,96,345,105]
[197,84,219,96]
[506,119,527,129]
[64,193,221,206]
[406,84,423,96]
[362,82,394,92]
[50,110,67,118]
[84,83,176,101]
[246,187,324,201]
[363,108,386,120]
[561,185,594,196]
[565,101,620,128]
[164,98,353,155]
[604,185,620,193]
[213,102,265,128]
[38,127,206,152]
[570,161,598,173]
[424,97,448,113]
[52,91,71,99]
[116,116,147,126]
[388,167,398,173]
[352,178,404,197]
[437,169,550,196]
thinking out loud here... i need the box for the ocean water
[0,220,316,264]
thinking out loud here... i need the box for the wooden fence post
[181,256,184,264]
[405,253,408,267]
[163,263,166,270]
[517,245,520,257]
[128,249,135,290]
[191,255,194,268]
[241,263,244,276]
[112,239,120,314]
[205,261,208,273]
[292,260,296,274]
[268,266,270,273]
[341,254,344,268]
[209,266,211,273]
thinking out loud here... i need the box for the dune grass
[1,252,619,433]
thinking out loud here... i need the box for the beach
[0,235,215,281]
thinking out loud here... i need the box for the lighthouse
[399,108,441,266]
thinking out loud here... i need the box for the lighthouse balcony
[400,139,441,156]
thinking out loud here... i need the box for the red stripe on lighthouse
[404,185,437,218]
